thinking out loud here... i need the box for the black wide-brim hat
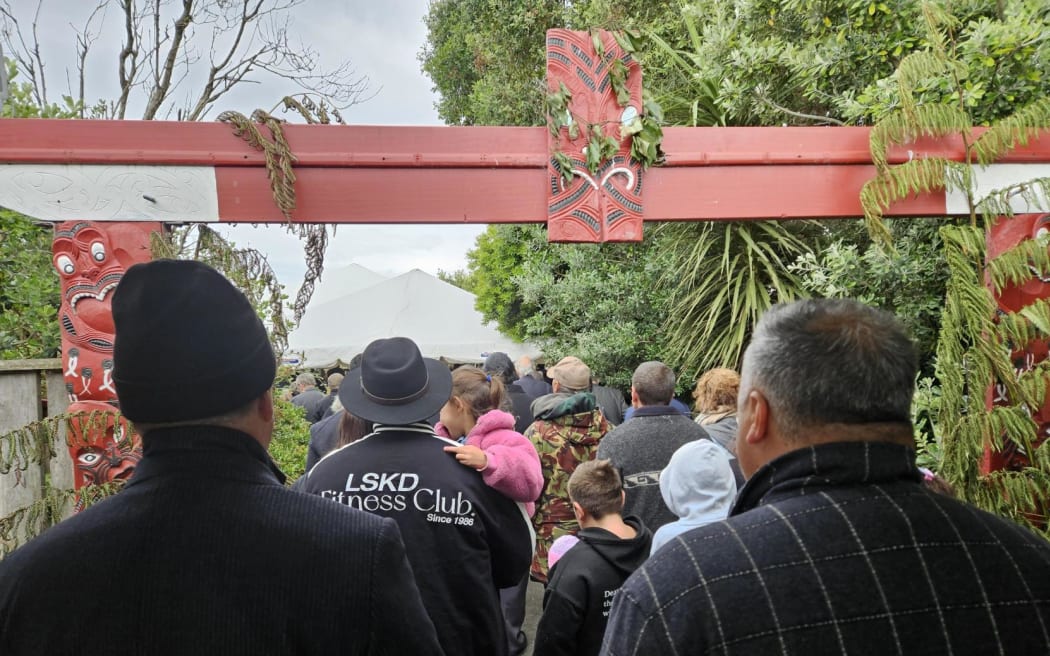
[339,337,452,425]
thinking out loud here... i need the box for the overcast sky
[8,0,484,289]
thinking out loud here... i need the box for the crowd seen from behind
[0,259,1048,655]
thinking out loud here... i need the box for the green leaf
[592,30,605,58]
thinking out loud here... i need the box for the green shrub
[270,397,311,484]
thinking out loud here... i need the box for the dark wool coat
[0,426,442,656]
[506,382,536,434]
[596,406,710,531]
[601,441,1050,655]
[302,422,534,656]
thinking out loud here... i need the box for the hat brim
[338,357,452,425]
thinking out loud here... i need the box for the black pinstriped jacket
[601,441,1050,655]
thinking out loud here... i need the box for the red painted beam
[0,119,546,167]
[1,119,1048,224]
[216,167,549,223]
[216,164,941,223]
[3,119,1047,167]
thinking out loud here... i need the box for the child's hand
[443,445,488,471]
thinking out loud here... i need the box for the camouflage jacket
[524,392,610,582]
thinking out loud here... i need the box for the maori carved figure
[546,29,644,243]
[985,213,1050,476]
[65,401,142,511]
[53,221,159,494]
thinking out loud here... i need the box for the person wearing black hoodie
[534,459,652,656]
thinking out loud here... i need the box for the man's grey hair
[515,355,534,378]
[632,361,676,406]
[295,373,316,388]
[741,298,917,438]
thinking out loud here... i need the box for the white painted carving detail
[0,164,219,222]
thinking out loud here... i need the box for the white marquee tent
[305,263,389,306]
[288,267,536,368]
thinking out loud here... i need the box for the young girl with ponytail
[437,367,543,514]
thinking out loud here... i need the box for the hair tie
[485,374,492,382]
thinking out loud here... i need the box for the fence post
[0,359,65,552]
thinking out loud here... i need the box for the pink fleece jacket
[436,409,543,516]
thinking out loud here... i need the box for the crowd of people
[0,258,1048,655]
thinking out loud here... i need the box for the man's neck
[580,514,636,540]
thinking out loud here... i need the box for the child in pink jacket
[437,366,543,515]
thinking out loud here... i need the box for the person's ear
[741,389,769,446]
[571,501,585,522]
[259,389,275,424]
[630,386,640,407]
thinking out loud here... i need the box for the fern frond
[986,232,1050,294]
[972,97,1050,166]
[860,158,961,243]
[976,177,1050,227]
[0,482,122,556]
[897,51,964,116]
[870,105,973,172]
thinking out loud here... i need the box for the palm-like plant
[659,221,813,373]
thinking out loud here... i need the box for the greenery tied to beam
[217,94,350,326]
[546,29,664,188]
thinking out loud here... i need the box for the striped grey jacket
[601,440,1050,655]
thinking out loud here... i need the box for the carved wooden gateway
[1,30,1049,506]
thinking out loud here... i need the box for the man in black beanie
[0,259,441,656]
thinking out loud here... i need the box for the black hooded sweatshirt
[534,516,652,656]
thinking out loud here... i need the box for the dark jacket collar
[732,441,921,516]
[127,425,286,487]
[630,404,682,418]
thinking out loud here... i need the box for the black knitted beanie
[112,259,276,423]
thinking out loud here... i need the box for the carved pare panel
[65,401,142,509]
[546,30,644,243]
[986,213,1050,476]
[0,165,219,223]
[54,221,158,495]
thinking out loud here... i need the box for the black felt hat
[112,259,276,423]
[339,337,452,425]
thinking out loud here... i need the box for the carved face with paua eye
[66,401,142,507]
[52,221,157,403]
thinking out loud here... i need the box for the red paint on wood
[4,119,1047,167]
[545,29,645,242]
[216,167,549,224]
[2,119,1049,229]
[53,221,157,504]
[643,165,946,220]
[0,119,547,168]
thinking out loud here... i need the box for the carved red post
[52,222,159,502]
[985,213,1050,483]
[546,29,645,242]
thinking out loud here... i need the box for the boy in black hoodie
[534,459,652,656]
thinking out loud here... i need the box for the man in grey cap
[0,259,440,655]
